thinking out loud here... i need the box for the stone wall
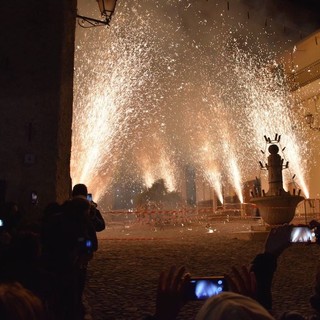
[0,0,77,213]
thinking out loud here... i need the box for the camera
[185,276,227,301]
[87,193,93,202]
[290,226,318,243]
[31,191,38,205]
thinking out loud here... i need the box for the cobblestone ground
[84,218,320,320]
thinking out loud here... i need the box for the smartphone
[31,191,38,204]
[185,276,227,301]
[87,193,93,202]
[290,226,318,243]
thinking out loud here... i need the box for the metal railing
[102,200,320,229]
[295,198,320,223]
[101,203,259,228]
[289,59,320,89]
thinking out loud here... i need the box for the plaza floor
[84,216,320,320]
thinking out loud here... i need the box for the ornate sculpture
[250,136,304,225]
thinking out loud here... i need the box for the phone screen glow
[291,227,317,243]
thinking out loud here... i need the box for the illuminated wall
[283,30,320,198]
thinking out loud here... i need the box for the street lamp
[77,0,118,28]
[305,113,320,131]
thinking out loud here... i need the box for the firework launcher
[250,135,304,225]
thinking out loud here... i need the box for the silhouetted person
[71,184,105,318]
[0,201,23,236]
[71,183,105,232]
[41,197,97,320]
[0,282,47,320]
[0,231,58,319]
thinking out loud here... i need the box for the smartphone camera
[290,226,318,243]
[31,191,38,205]
[186,276,227,301]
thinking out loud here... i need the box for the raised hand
[154,265,190,320]
[264,224,292,257]
[225,265,257,299]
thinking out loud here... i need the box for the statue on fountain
[250,135,304,225]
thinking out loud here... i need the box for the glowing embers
[205,170,223,205]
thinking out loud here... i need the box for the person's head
[72,184,88,198]
[0,282,46,320]
[195,292,275,320]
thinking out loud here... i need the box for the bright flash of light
[197,141,224,204]
[72,0,312,207]
[205,170,224,204]
[283,138,310,198]
[137,154,156,188]
[225,46,310,198]
[221,138,244,204]
[135,136,177,192]
[143,171,155,189]
[72,4,166,201]
[228,157,244,203]
[159,154,177,192]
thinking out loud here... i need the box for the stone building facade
[283,29,320,199]
[0,1,77,213]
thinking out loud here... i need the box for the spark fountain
[250,135,304,225]
[72,1,312,210]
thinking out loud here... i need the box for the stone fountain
[250,139,304,225]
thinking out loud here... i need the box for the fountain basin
[250,195,304,225]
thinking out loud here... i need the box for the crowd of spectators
[0,184,105,320]
[2,187,320,319]
[144,223,320,320]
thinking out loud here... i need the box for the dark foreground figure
[0,183,105,320]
